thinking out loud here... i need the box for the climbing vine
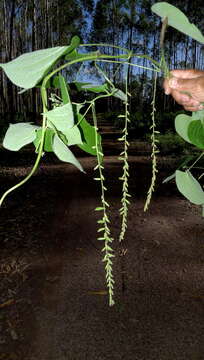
[1,2,204,305]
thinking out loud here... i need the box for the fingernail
[198,104,203,110]
[169,78,178,88]
[165,90,170,95]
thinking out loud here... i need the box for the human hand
[163,69,204,111]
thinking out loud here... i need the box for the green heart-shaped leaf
[188,120,204,149]
[65,126,83,146]
[152,2,204,43]
[192,110,204,120]
[176,170,204,205]
[0,36,80,91]
[34,128,55,152]
[78,114,102,160]
[46,103,74,132]
[3,123,39,151]
[175,114,194,143]
[53,135,84,172]
[0,47,69,90]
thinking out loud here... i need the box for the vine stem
[187,152,204,172]
[0,88,48,206]
[80,42,130,54]
[41,48,160,90]
[81,43,161,68]
[0,126,46,206]
[99,59,160,73]
[42,53,133,88]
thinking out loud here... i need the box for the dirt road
[1,156,204,360]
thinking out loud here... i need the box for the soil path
[1,156,204,360]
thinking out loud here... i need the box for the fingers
[168,77,197,92]
[170,89,190,104]
[184,104,204,112]
[163,74,201,95]
[170,69,204,79]
[170,89,201,108]
[163,77,171,95]
[163,69,204,111]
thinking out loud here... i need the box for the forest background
[1,0,204,139]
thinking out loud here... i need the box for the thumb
[169,76,194,92]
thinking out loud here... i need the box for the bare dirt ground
[0,154,204,360]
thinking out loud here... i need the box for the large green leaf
[33,128,54,152]
[46,103,74,132]
[53,135,84,172]
[0,36,80,91]
[188,120,204,149]
[192,110,204,120]
[65,126,83,146]
[176,170,204,205]
[78,114,102,157]
[3,123,39,151]
[152,2,204,44]
[175,114,194,143]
